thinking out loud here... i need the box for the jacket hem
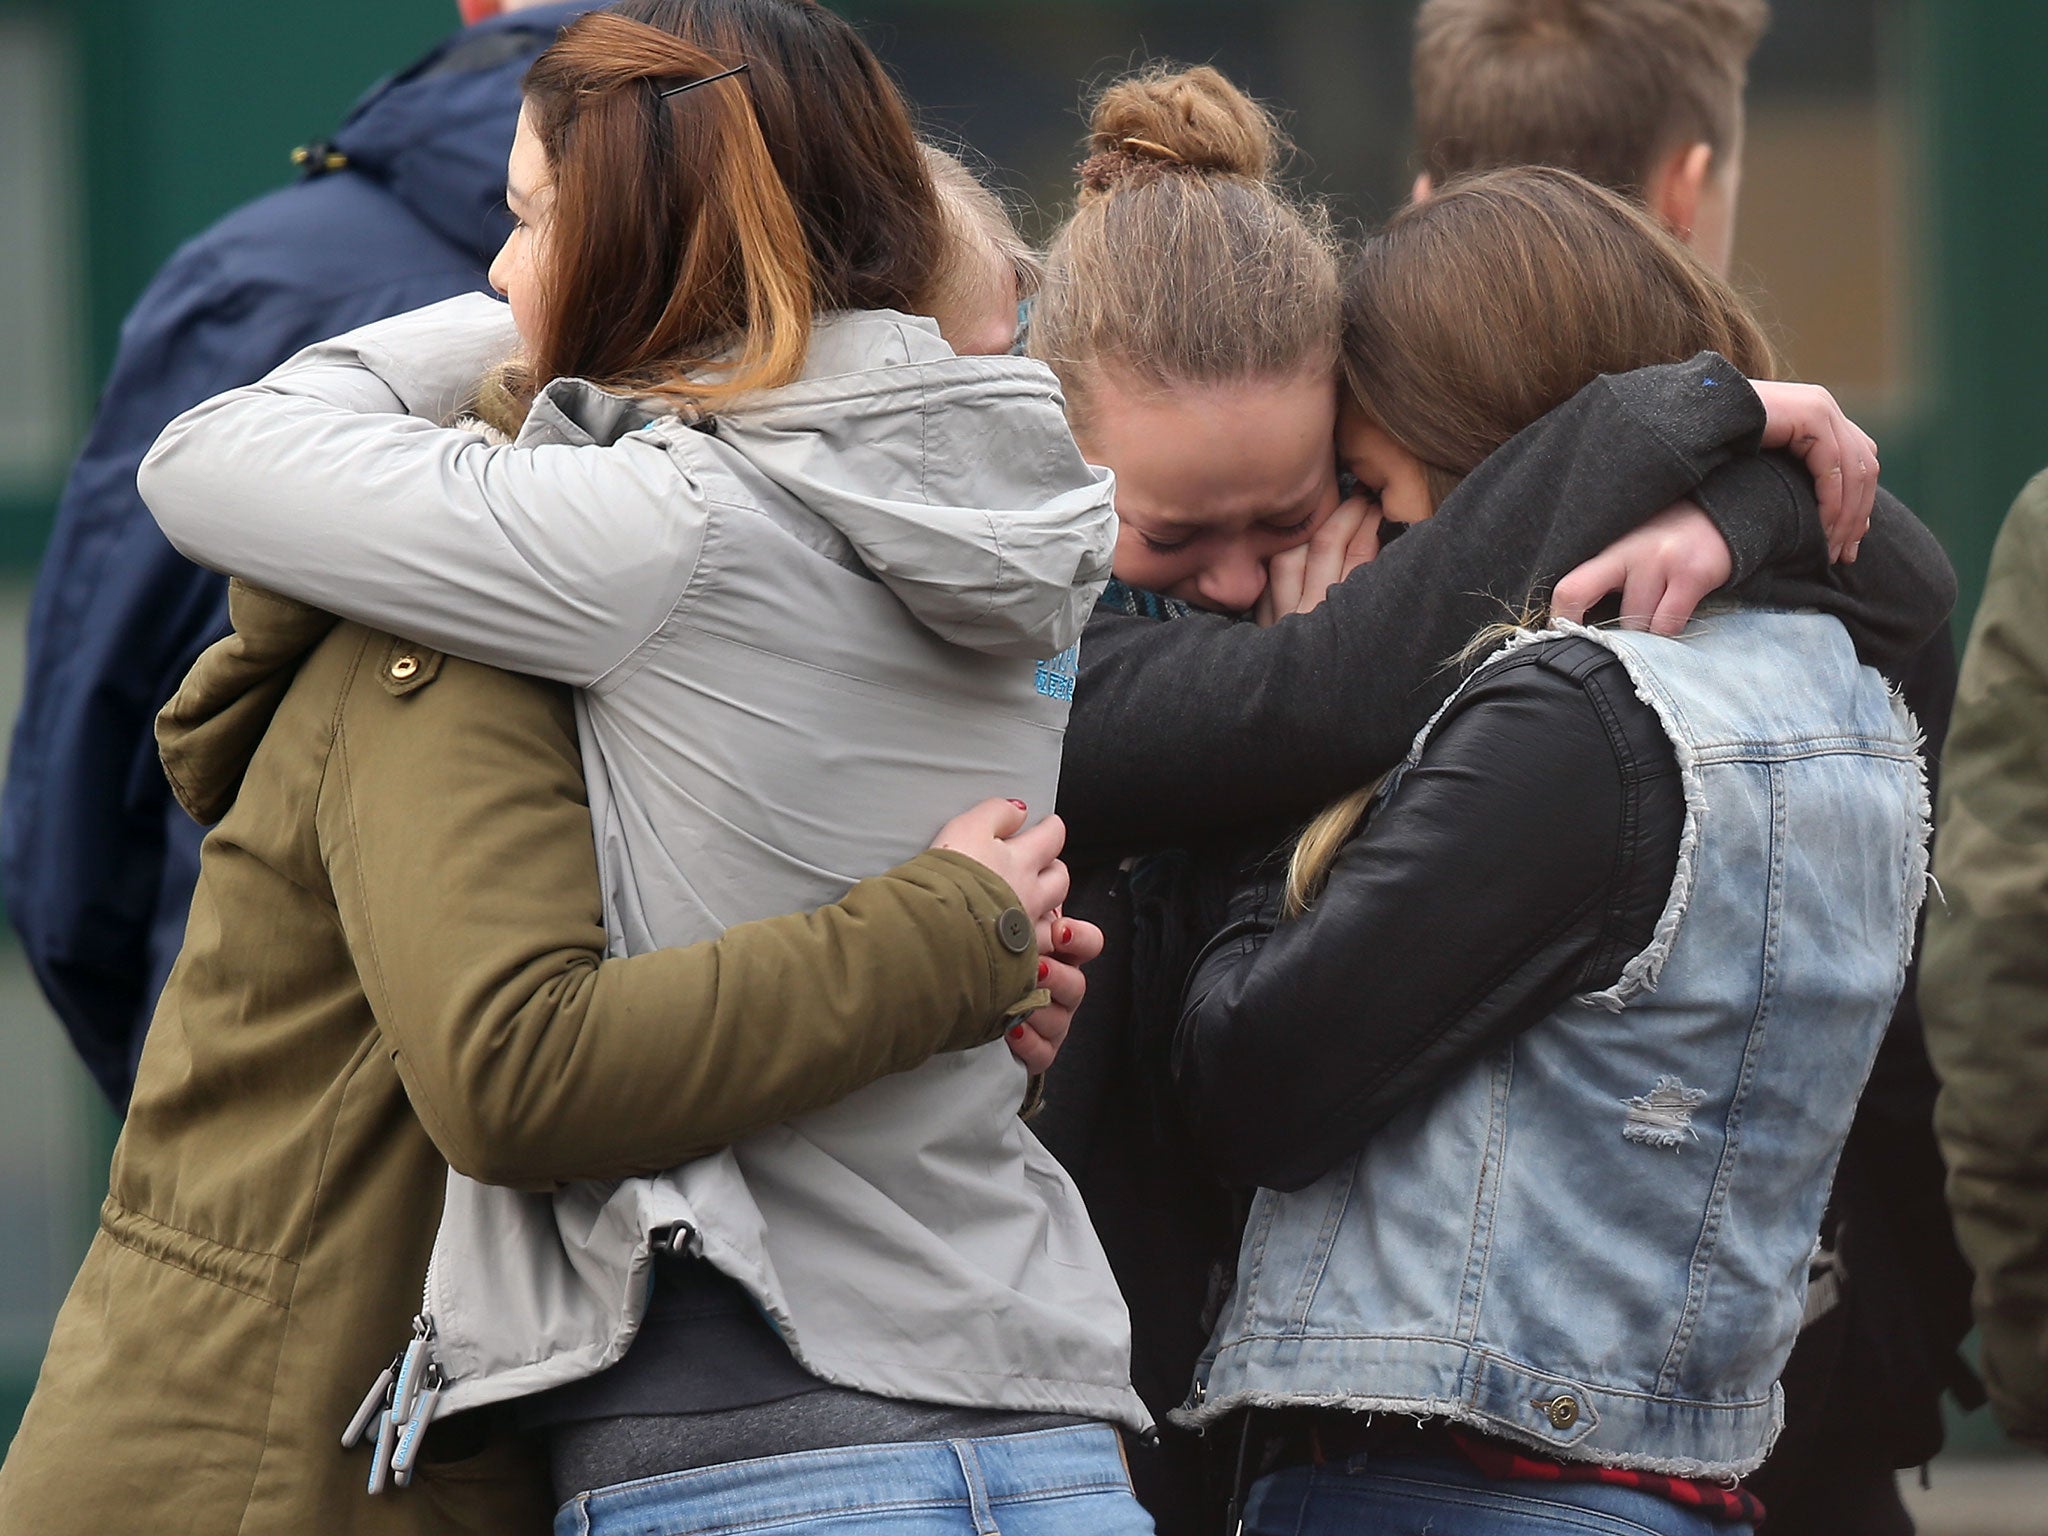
[431,1197,1152,1436]
[440,1357,1153,1437]
[1181,1333,1781,1480]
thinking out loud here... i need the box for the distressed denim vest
[1181,611,1929,1479]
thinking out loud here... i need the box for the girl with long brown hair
[1170,166,1935,1536]
[132,1,1157,1532]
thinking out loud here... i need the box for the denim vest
[1182,612,1928,1479]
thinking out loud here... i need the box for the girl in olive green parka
[0,582,1067,1535]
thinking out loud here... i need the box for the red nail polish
[1038,960,1050,980]
[1008,1025,1026,1042]
[1008,799,1027,811]
[1060,923,1073,947]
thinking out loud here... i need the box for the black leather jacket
[1173,635,1683,1192]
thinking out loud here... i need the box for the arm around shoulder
[318,650,1039,1190]
[1921,470,2048,1446]
[140,295,691,688]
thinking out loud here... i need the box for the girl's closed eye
[1140,528,1197,555]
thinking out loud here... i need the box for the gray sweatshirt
[141,295,1150,1434]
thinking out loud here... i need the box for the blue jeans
[1245,1455,1751,1536]
[553,1423,1156,1535]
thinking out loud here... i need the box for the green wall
[1915,0,2048,628]
[0,0,453,562]
[75,0,453,361]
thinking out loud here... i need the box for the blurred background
[0,0,2043,1522]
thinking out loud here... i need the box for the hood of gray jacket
[517,309,1116,661]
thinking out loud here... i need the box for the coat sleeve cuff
[1979,1309,2048,1449]
[1598,351,1767,466]
[1691,452,1816,586]
[893,848,1043,1034]
[313,292,522,423]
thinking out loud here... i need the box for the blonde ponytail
[1284,781,1381,917]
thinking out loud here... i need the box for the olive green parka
[0,582,1042,1534]
[1923,470,2048,1448]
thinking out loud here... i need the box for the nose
[1194,549,1268,616]
[487,240,512,298]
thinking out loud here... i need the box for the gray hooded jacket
[140,294,1147,1432]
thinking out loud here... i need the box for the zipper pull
[388,1363,445,1488]
[341,1354,399,1450]
[391,1314,434,1426]
[367,1409,399,1495]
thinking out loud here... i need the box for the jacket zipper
[345,1223,694,1491]
[343,1258,450,1494]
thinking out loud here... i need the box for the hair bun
[1085,65,1283,186]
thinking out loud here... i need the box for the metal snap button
[996,907,1033,955]
[389,654,421,682]
[1544,1395,1579,1430]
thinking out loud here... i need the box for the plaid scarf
[1097,576,1192,624]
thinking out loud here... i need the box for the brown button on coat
[0,583,1039,1534]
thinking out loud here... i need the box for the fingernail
[1038,960,1050,980]
[1060,923,1073,947]
[1007,799,1027,811]
[1008,1025,1026,1042]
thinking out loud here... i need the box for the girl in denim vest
[1172,166,1933,1536]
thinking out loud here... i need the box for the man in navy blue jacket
[2,0,594,1108]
